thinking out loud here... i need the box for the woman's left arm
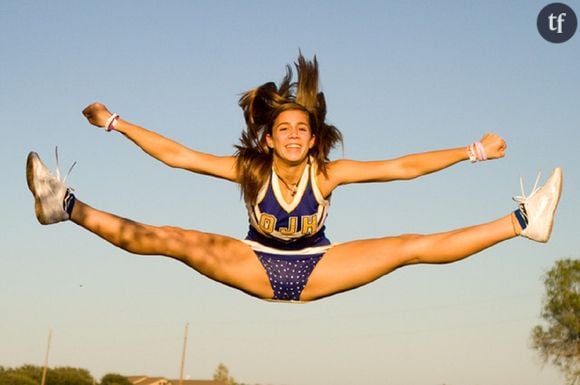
[320,133,507,193]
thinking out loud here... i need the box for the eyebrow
[275,121,309,128]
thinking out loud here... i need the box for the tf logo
[537,3,577,43]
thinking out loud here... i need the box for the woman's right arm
[82,102,239,182]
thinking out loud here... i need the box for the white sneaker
[514,168,563,243]
[26,149,76,225]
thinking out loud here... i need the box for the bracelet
[105,113,120,132]
[474,141,487,161]
[467,143,477,163]
[467,141,487,163]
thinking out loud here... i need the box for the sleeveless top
[245,160,330,250]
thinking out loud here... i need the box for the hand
[480,133,507,160]
[82,102,113,128]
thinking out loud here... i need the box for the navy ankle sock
[514,207,528,230]
[63,189,76,217]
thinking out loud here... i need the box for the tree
[213,363,247,385]
[0,365,41,385]
[213,363,233,385]
[45,366,94,385]
[0,365,95,385]
[0,372,38,385]
[100,373,133,385]
[531,259,580,384]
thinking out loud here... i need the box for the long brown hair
[235,54,343,204]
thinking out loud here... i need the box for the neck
[273,158,308,196]
[274,156,308,175]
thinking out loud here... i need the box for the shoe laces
[54,147,77,186]
[512,171,542,206]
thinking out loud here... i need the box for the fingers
[81,102,111,127]
[480,133,507,159]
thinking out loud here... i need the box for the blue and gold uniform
[243,159,333,301]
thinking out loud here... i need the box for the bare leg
[301,214,518,301]
[70,200,273,298]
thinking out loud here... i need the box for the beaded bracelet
[468,143,477,163]
[467,141,487,163]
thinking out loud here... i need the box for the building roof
[127,376,225,385]
[127,376,170,385]
[170,381,225,385]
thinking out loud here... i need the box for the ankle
[63,189,76,219]
[511,212,522,236]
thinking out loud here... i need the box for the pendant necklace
[274,165,302,197]
[278,175,299,196]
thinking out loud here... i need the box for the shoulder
[313,159,352,198]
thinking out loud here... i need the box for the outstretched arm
[82,102,238,182]
[321,133,507,192]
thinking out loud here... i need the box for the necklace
[274,165,303,197]
[273,159,310,197]
[277,175,299,196]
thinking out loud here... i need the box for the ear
[308,134,316,149]
[265,133,274,148]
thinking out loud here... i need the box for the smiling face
[266,109,316,165]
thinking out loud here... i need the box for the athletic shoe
[26,149,76,225]
[513,168,563,243]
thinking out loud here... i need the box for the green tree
[531,259,580,385]
[45,366,94,385]
[213,363,233,385]
[0,372,38,385]
[0,365,96,385]
[0,365,41,385]
[100,373,132,385]
[213,363,247,385]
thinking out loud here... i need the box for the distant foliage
[213,363,249,385]
[531,259,580,385]
[0,365,94,385]
[45,366,94,385]
[0,365,41,385]
[100,373,133,385]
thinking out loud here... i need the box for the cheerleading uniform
[243,159,333,301]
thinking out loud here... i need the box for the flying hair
[235,53,343,205]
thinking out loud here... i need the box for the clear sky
[1,1,578,384]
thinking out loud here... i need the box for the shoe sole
[544,167,563,242]
[26,151,51,225]
[531,167,563,243]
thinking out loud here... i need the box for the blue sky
[1,1,578,384]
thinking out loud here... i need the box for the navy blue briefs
[255,251,323,301]
[242,239,333,301]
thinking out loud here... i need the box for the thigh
[300,236,414,301]
[165,228,274,299]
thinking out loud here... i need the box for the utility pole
[40,328,52,385]
[179,322,189,385]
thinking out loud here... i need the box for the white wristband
[105,113,120,132]
[467,143,477,163]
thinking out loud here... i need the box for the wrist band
[468,141,487,163]
[474,141,487,161]
[105,113,120,132]
[467,143,477,163]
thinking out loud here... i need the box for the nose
[288,127,300,137]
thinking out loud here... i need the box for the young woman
[26,55,563,302]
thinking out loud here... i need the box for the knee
[393,233,425,265]
[397,233,422,242]
[155,225,191,256]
